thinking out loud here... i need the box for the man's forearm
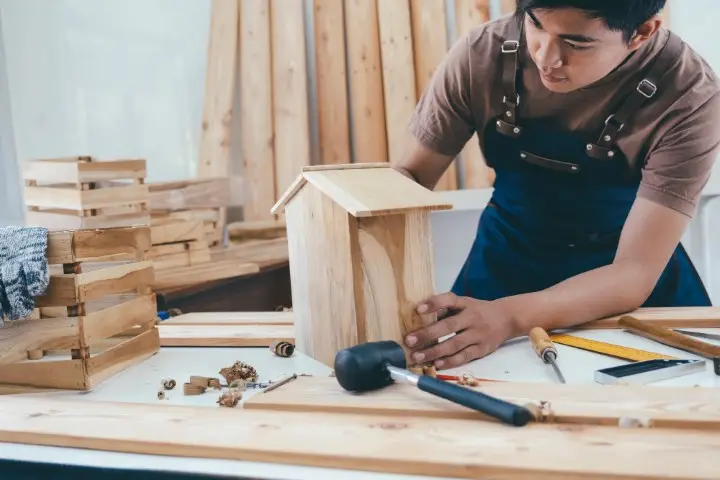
[500,260,655,337]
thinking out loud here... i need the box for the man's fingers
[405,309,472,349]
[434,344,486,370]
[416,292,466,315]
[409,331,473,364]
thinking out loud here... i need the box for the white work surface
[1,327,719,480]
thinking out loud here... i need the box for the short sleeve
[637,91,720,218]
[408,34,477,157]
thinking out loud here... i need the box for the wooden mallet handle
[618,315,720,359]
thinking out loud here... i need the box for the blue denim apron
[451,21,711,308]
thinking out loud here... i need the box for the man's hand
[404,292,518,369]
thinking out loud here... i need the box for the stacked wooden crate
[22,156,150,230]
[0,226,160,391]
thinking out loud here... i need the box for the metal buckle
[502,40,519,53]
[604,114,624,132]
[637,79,657,98]
[503,94,520,107]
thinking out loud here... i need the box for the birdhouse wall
[356,211,437,356]
[284,185,362,366]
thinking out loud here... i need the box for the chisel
[529,327,566,383]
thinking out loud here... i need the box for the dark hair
[514,0,667,42]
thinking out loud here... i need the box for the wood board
[157,324,294,347]
[162,311,293,326]
[577,307,720,330]
[243,376,720,431]
[0,396,719,479]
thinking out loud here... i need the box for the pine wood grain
[240,0,276,221]
[344,0,388,163]
[0,395,719,479]
[157,324,294,347]
[377,0,417,165]
[410,0,458,191]
[271,0,311,198]
[314,0,351,165]
[244,375,720,431]
[575,307,720,330]
[162,311,293,326]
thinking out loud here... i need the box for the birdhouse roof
[270,164,453,217]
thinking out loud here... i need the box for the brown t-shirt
[408,15,720,218]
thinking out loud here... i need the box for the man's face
[524,8,643,93]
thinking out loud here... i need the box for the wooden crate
[0,226,160,390]
[22,156,150,230]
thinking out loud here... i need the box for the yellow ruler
[549,334,679,362]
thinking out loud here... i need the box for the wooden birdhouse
[271,164,453,367]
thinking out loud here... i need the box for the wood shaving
[270,340,295,357]
[219,361,258,383]
[457,372,480,387]
[161,378,176,390]
[422,364,437,378]
[229,379,247,391]
[217,388,242,408]
[183,382,206,396]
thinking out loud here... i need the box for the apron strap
[586,31,684,160]
[496,16,524,138]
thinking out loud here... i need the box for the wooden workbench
[1,326,719,479]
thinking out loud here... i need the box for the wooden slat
[344,0,388,164]
[244,376,720,431]
[26,210,151,231]
[151,260,259,290]
[150,220,204,245]
[0,317,80,365]
[1,396,719,479]
[77,160,146,182]
[271,0,311,198]
[314,0,351,166]
[163,311,293,326]
[148,177,242,211]
[0,358,87,390]
[302,167,453,217]
[82,294,157,346]
[575,307,720,330]
[240,0,276,221]
[377,0,417,165]
[454,0,494,189]
[410,0,457,191]
[158,324,294,347]
[76,261,154,303]
[21,161,80,184]
[46,227,151,264]
[87,328,160,387]
[226,219,286,241]
[198,0,240,179]
[23,186,82,210]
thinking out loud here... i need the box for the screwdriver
[529,327,566,383]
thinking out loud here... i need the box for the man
[396,0,720,370]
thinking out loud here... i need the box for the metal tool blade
[673,329,720,342]
[548,358,566,383]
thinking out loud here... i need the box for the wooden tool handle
[529,327,556,360]
[618,315,720,359]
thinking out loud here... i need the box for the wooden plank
[80,184,148,210]
[240,0,276,221]
[454,0,494,189]
[271,0,311,197]
[147,177,242,211]
[87,328,160,387]
[226,219,286,241]
[76,261,154,303]
[151,260,259,290]
[314,0,351,165]
[302,167,453,217]
[198,0,240,179]
[21,161,80,184]
[1,397,719,479]
[410,0,457,191]
[162,311,293,326]
[0,358,87,389]
[46,227,151,264]
[82,294,157,346]
[150,220,204,245]
[26,210,151,231]
[23,186,82,210]
[357,211,437,357]
[574,307,720,330]
[377,0,417,165]
[157,324,293,347]
[244,376,720,431]
[210,237,289,269]
[285,186,360,367]
[77,159,146,183]
[344,0,388,164]
[34,275,78,308]
[0,317,80,365]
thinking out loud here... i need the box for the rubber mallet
[333,340,535,427]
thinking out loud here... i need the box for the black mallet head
[334,341,408,392]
